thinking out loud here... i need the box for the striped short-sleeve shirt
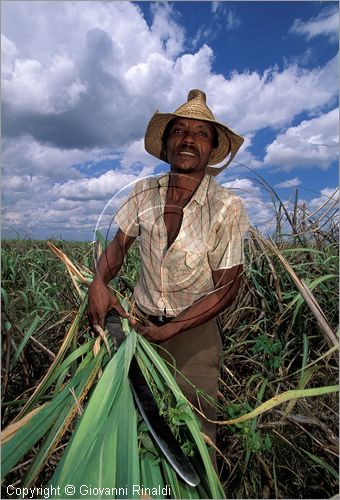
[114,173,249,316]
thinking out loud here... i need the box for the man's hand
[88,277,128,329]
[129,318,168,343]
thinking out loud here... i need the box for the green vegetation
[1,190,339,498]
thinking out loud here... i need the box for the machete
[105,310,200,488]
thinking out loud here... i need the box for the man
[88,89,248,444]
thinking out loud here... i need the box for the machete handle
[106,309,121,324]
[105,309,126,349]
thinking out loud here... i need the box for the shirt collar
[158,173,211,207]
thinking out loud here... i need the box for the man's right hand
[87,277,129,329]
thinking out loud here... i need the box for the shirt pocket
[184,240,208,269]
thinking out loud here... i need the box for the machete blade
[105,310,200,487]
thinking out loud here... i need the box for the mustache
[177,146,199,157]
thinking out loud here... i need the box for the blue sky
[1,1,338,241]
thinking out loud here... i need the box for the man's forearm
[88,230,137,325]
[94,229,136,284]
[95,240,124,284]
[160,272,241,339]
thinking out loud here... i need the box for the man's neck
[167,171,204,203]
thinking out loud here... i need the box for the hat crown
[187,89,206,102]
[174,88,215,121]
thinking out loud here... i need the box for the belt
[145,314,174,326]
[135,305,174,326]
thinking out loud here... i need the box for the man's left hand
[129,318,166,342]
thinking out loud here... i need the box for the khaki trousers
[159,318,223,444]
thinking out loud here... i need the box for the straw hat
[144,89,244,176]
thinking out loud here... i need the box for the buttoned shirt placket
[158,182,167,314]
[157,174,210,315]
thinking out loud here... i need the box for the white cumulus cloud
[53,170,139,201]
[264,108,339,170]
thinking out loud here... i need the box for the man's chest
[163,204,183,249]
[138,195,214,257]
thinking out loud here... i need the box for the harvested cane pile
[1,188,339,499]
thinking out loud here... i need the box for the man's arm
[88,229,136,328]
[131,264,243,342]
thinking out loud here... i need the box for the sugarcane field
[1,188,339,500]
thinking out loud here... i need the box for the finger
[92,313,104,329]
[89,314,97,331]
[129,317,137,327]
[112,302,129,318]
[87,312,93,328]
[99,313,107,328]
[132,321,140,332]
[132,321,143,333]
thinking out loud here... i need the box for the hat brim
[144,112,244,175]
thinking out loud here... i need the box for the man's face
[166,118,217,175]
